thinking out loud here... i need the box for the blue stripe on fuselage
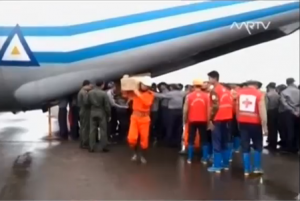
[32,2,299,63]
[0,1,247,36]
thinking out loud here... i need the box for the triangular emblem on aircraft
[0,24,39,66]
[11,46,20,55]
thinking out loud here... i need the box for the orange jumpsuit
[183,123,200,148]
[125,90,154,150]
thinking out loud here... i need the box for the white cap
[140,76,152,87]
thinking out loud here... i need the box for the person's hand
[133,89,141,96]
[262,126,268,136]
[208,121,214,131]
[293,110,300,117]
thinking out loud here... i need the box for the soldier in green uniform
[88,80,111,152]
[77,80,92,149]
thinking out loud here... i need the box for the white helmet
[140,76,152,87]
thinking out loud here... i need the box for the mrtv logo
[230,21,271,35]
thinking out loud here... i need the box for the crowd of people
[57,70,300,176]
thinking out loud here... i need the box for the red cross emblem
[242,99,252,108]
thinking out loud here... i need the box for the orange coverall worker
[125,90,154,150]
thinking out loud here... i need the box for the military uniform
[77,89,90,147]
[88,87,111,151]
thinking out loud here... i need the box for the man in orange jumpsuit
[124,77,154,164]
[183,79,210,164]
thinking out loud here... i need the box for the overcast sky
[154,31,299,88]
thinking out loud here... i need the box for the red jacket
[187,90,209,122]
[236,87,262,124]
[212,84,233,121]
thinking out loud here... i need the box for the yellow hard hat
[192,79,203,86]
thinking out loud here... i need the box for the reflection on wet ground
[0,152,32,200]
[0,110,58,142]
[0,111,299,200]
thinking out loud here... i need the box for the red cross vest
[212,84,233,121]
[187,91,209,122]
[236,87,262,124]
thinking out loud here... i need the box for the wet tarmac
[0,110,299,200]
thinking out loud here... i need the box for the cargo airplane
[0,1,299,113]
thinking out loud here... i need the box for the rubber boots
[233,137,241,153]
[187,145,194,164]
[243,153,251,176]
[253,151,263,174]
[201,145,209,164]
[228,142,233,162]
[208,152,222,173]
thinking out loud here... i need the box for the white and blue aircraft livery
[0,1,299,112]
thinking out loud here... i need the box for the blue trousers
[212,120,230,153]
[239,123,263,153]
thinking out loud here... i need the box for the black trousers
[116,108,130,143]
[295,117,300,151]
[165,109,182,147]
[282,111,299,152]
[228,115,239,143]
[70,106,80,140]
[58,108,68,139]
[160,107,169,141]
[267,109,279,149]
[108,107,118,141]
[150,111,160,142]
[188,121,208,146]
[278,112,286,146]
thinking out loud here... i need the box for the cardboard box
[120,75,141,91]
[120,73,151,91]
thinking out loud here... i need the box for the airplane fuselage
[0,1,299,112]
